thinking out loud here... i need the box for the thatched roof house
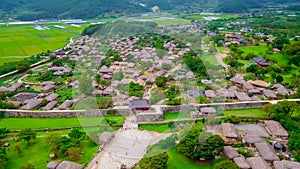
[41,84,56,93]
[58,100,73,110]
[263,90,277,99]
[56,161,83,169]
[45,94,59,102]
[234,156,250,169]
[205,90,216,98]
[246,130,270,138]
[222,123,238,139]
[264,120,288,138]
[200,107,217,115]
[235,92,252,101]
[223,146,240,159]
[273,160,300,169]
[47,161,59,169]
[249,80,270,88]
[99,66,113,74]
[246,157,271,169]
[13,92,38,100]
[254,142,280,161]
[243,135,264,144]
[230,77,245,84]
[43,101,58,110]
[21,99,42,110]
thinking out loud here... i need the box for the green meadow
[0,24,87,65]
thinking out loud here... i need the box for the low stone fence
[2,108,131,118]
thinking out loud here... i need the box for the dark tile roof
[129,99,151,109]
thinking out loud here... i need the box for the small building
[263,90,277,99]
[264,120,288,139]
[41,84,56,93]
[45,94,59,102]
[273,160,300,169]
[254,56,271,67]
[47,161,59,169]
[205,90,216,98]
[246,157,271,169]
[274,142,285,152]
[222,123,238,142]
[103,86,114,95]
[21,99,42,110]
[235,92,252,102]
[243,82,255,91]
[246,130,270,138]
[249,80,270,88]
[200,107,217,115]
[129,99,151,111]
[187,90,204,98]
[230,77,245,85]
[99,66,113,74]
[43,101,58,110]
[254,142,280,162]
[223,146,240,159]
[58,100,73,110]
[233,156,250,169]
[13,92,38,101]
[56,161,83,169]
[243,135,264,145]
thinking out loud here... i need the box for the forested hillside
[0,0,298,20]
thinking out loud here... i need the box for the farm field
[0,23,87,65]
[223,108,267,117]
[0,116,126,130]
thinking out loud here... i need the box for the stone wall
[4,108,131,118]
[136,113,163,122]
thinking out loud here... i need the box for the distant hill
[0,0,298,20]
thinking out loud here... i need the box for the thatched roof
[200,107,217,115]
[21,99,42,110]
[58,100,73,110]
[235,92,252,101]
[205,90,216,98]
[249,80,270,88]
[273,160,300,169]
[230,77,245,84]
[56,161,83,169]
[223,146,240,159]
[246,157,271,169]
[41,84,55,93]
[45,94,59,102]
[264,120,288,137]
[43,101,58,111]
[47,161,59,169]
[222,123,238,138]
[263,90,277,98]
[247,130,269,138]
[233,156,250,169]
[243,135,264,144]
[255,142,280,161]
[13,92,38,101]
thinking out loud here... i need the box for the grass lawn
[4,136,98,169]
[223,108,267,117]
[0,116,125,130]
[239,45,267,57]
[164,112,190,120]
[202,52,219,65]
[167,147,213,169]
[139,124,170,133]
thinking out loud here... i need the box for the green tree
[194,135,225,160]
[213,159,239,169]
[155,76,168,87]
[17,128,37,144]
[195,95,209,104]
[65,147,82,161]
[139,152,169,169]
[276,75,284,83]
[112,71,124,81]
[0,128,10,140]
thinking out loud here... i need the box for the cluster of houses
[201,77,290,102]
[216,120,300,169]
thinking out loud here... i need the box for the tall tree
[0,128,10,140]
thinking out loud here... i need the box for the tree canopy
[139,152,169,169]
